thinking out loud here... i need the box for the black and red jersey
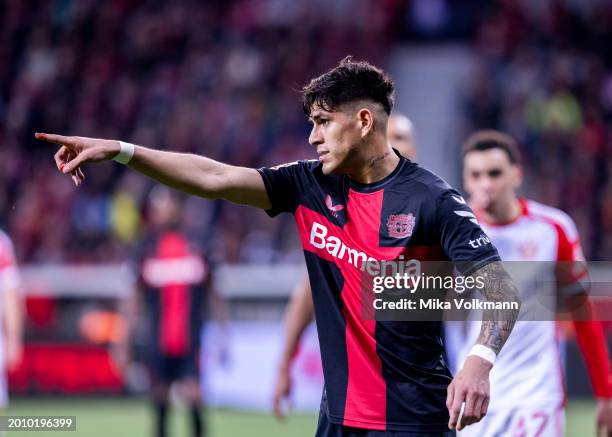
[258,151,500,432]
[134,230,210,358]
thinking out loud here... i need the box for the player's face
[387,116,416,160]
[463,149,521,211]
[150,192,181,227]
[308,107,363,175]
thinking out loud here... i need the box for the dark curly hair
[301,56,395,117]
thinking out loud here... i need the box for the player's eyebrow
[309,111,330,123]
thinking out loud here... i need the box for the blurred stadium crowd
[1,0,612,264]
[462,0,612,260]
[0,0,399,264]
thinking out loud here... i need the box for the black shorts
[150,354,199,383]
[314,412,456,437]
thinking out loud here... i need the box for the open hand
[272,365,293,421]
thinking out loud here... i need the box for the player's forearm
[279,315,312,371]
[279,280,315,369]
[127,145,271,208]
[128,145,233,199]
[472,261,521,354]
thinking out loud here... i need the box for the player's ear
[357,108,374,138]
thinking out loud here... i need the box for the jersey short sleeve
[257,160,315,217]
[0,233,21,292]
[554,214,584,263]
[552,210,588,295]
[435,190,500,275]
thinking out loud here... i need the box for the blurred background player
[383,113,417,161]
[117,186,227,437]
[0,229,23,410]
[272,112,416,418]
[445,130,612,436]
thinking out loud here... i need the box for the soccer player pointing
[37,57,520,435]
[272,112,416,420]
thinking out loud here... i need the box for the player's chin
[482,197,497,211]
[320,160,340,175]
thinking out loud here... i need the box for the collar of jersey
[348,155,406,193]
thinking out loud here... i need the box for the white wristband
[467,344,497,366]
[113,141,135,164]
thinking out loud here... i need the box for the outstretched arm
[273,276,315,420]
[35,134,271,209]
[447,261,521,431]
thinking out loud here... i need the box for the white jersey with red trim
[446,198,584,412]
[0,230,20,294]
[0,229,20,406]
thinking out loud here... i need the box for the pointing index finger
[35,132,72,146]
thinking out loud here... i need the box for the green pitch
[4,398,595,436]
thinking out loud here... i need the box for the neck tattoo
[368,151,390,168]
